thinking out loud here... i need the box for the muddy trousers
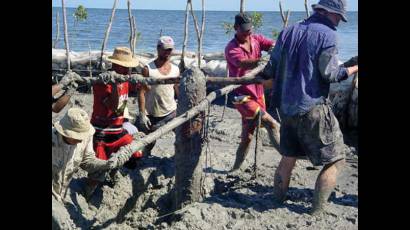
[52,196,75,230]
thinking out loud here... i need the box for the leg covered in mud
[52,196,75,230]
[311,158,345,215]
[230,118,255,172]
[261,112,281,150]
[273,156,296,204]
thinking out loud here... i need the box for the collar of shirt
[307,13,337,31]
[234,34,254,54]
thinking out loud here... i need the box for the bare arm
[138,66,150,114]
[52,84,61,97]
[238,58,260,69]
[346,65,358,76]
[52,94,71,113]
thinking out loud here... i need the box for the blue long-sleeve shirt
[263,13,349,117]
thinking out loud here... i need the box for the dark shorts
[280,103,346,166]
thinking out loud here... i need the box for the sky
[52,0,358,11]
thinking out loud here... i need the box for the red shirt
[225,34,274,99]
[91,82,129,128]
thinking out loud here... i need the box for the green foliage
[222,11,264,35]
[272,28,280,39]
[74,5,88,22]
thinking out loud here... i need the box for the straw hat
[54,108,95,140]
[106,47,139,68]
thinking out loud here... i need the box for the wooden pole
[188,0,205,68]
[127,0,134,55]
[240,0,245,13]
[61,0,70,71]
[53,12,60,48]
[100,0,119,70]
[279,1,290,28]
[304,0,310,18]
[174,67,207,210]
[132,15,137,55]
[179,1,190,72]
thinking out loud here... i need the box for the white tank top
[145,61,180,117]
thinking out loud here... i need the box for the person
[261,0,358,215]
[86,47,144,197]
[52,108,132,229]
[52,71,81,113]
[136,36,180,155]
[225,13,281,172]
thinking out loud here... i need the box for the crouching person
[52,108,134,229]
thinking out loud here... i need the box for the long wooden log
[100,0,119,70]
[56,64,266,86]
[61,0,70,70]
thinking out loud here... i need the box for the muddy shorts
[280,103,346,166]
[233,95,266,140]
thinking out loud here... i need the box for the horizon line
[52,6,358,12]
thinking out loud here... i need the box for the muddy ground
[52,92,358,230]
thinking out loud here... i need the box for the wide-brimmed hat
[106,47,139,68]
[54,108,95,141]
[312,0,348,22]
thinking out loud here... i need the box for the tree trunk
[61,0,70,71]
[53,12,60,49]
[100,0,119,70]
[174,67,207,210]
[132,15,137,54]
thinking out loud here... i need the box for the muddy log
[174,67,207,210]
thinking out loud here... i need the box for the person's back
[270,12,342,117]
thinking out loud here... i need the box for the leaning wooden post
[53,12,60,48]
[100,0,119,70]
[61,0,70,71]
[174,67,207,210]
[179,0,190,73]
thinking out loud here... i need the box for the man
[137,36,179,155]
[225,13,281,172]
[86,47,143,197]
[52,71,81,113]
[52,108,132,229]
[262,0,358,215]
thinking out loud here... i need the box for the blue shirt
[263,13,348,117]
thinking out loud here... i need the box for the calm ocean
[52,8,357,61]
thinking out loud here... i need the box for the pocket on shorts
[319,104,337,145]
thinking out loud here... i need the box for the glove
[63,81,78,97]
[58,71,82,89]
[123,121,138,135]
[138,113,151,132]
[107,145,133,169]
[99,71,116,84]
[343,56,358,67]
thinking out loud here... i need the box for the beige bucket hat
[106,47,139,68]
[54,108,95,140]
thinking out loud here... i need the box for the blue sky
[52,0,358,11]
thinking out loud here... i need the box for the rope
[253,111,262,179]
